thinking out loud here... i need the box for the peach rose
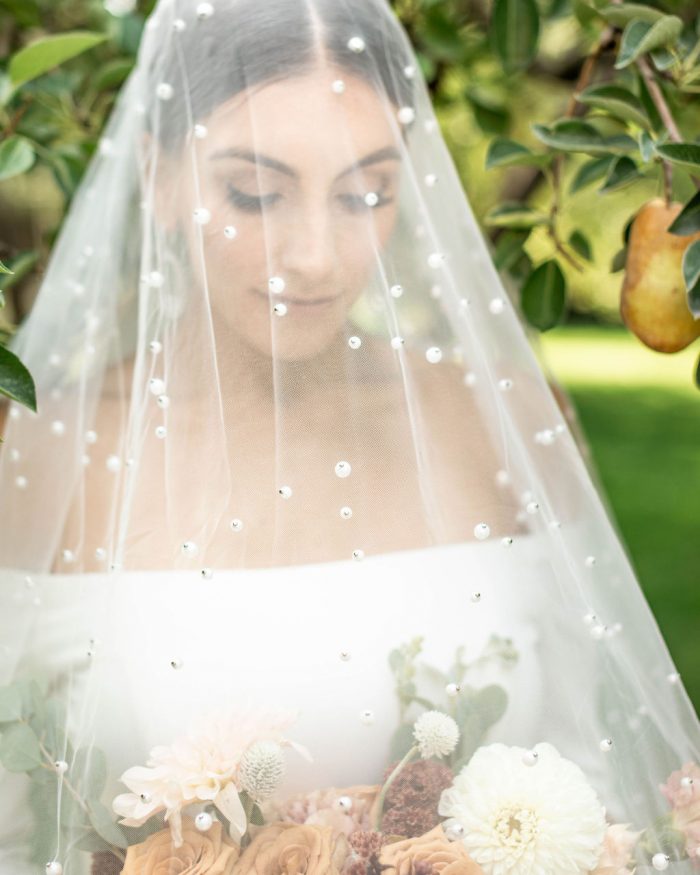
[233,822,348,875]
[380,826,484,875]
[121,816,239,875]
[592,824,641,875]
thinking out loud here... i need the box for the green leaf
[638,131,655,164]
[682,239,700,317]
[8,31,108,93]
[466,92,511,136]
[422,7,467,63]
[600,155,641,191]
[74,746,108,800]
[88,801,129,849]
[577,84,650,130]
[531,120,636,155]
[650,47,677,71]
[695,351,700,391]
[654,142,700,170]
[611,248,628,272]
[0,685,23,722]
[569,230,593,261]
[0,346,37,411]
[454,685,509,766]
[615,17,684,70]
[485,138,549,169]
[490,0,540,73]
[521,260,567,330]
[0,722,42,771]
[0,136,35,183]
[598,4,665,27]
[0,260,13,275]
[484,202,549,229]
[493,229,530,271]
[569,156,615,193]
[389,723,416,762]
[0,250,39,291]
[250,803,265,826]
[91,57,134,93]
[668,191,700,236]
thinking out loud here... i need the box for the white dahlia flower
[438,742,606,875]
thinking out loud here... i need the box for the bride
[0,0,698,873]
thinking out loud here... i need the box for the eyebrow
[208,145,402,180]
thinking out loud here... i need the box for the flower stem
[373,745,419,831]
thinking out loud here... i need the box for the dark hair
[144,0,416,152]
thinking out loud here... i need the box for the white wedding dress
[0,529,615,873]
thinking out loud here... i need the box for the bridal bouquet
[0,637,696,874]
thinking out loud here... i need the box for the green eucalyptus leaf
[493,229,530,271]
[532,120,635,155]
[569,156,615,193]
[485,138,549,169]
[74,746,108,800]
[0,722,42,771]
[654,142,700,170]
[682,239,700,317]
[569,230,593,261]
[484,202,549,229]
[88,801,129,849]
[521,260,567,330]
[0,685,23,722]
[0,346,37,411]
[600,155,641,191]
[455,685,509,764]
[0,136,35,183]
[668,191,700,236]
[490,0,540,73]
[8,31,108,93]
[389,723,416,762]
[615,17,684,70]
[74,831,115,853]
[577,84,650,129]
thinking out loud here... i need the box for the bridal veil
[0,0,698,873]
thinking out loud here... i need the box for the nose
[277,203,337,292]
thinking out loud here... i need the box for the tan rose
[233,822,348,875]
[380,826,484,875]
[121,815,239,875]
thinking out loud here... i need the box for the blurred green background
[540,326,699,709]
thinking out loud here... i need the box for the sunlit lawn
[539,325,700,711]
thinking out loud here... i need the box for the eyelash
[225,183,393,215]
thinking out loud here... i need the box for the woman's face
[163,65,403,361]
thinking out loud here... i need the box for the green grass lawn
[539,326,700,711]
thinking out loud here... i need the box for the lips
[251,288,340,307]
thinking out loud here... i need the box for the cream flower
[112,707,298,847]
[438,742,606,875]
[413,711,460,759]
[592,824,641,875]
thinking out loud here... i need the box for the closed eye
[226,183,281,213]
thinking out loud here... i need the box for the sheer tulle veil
[0,0,698,873]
